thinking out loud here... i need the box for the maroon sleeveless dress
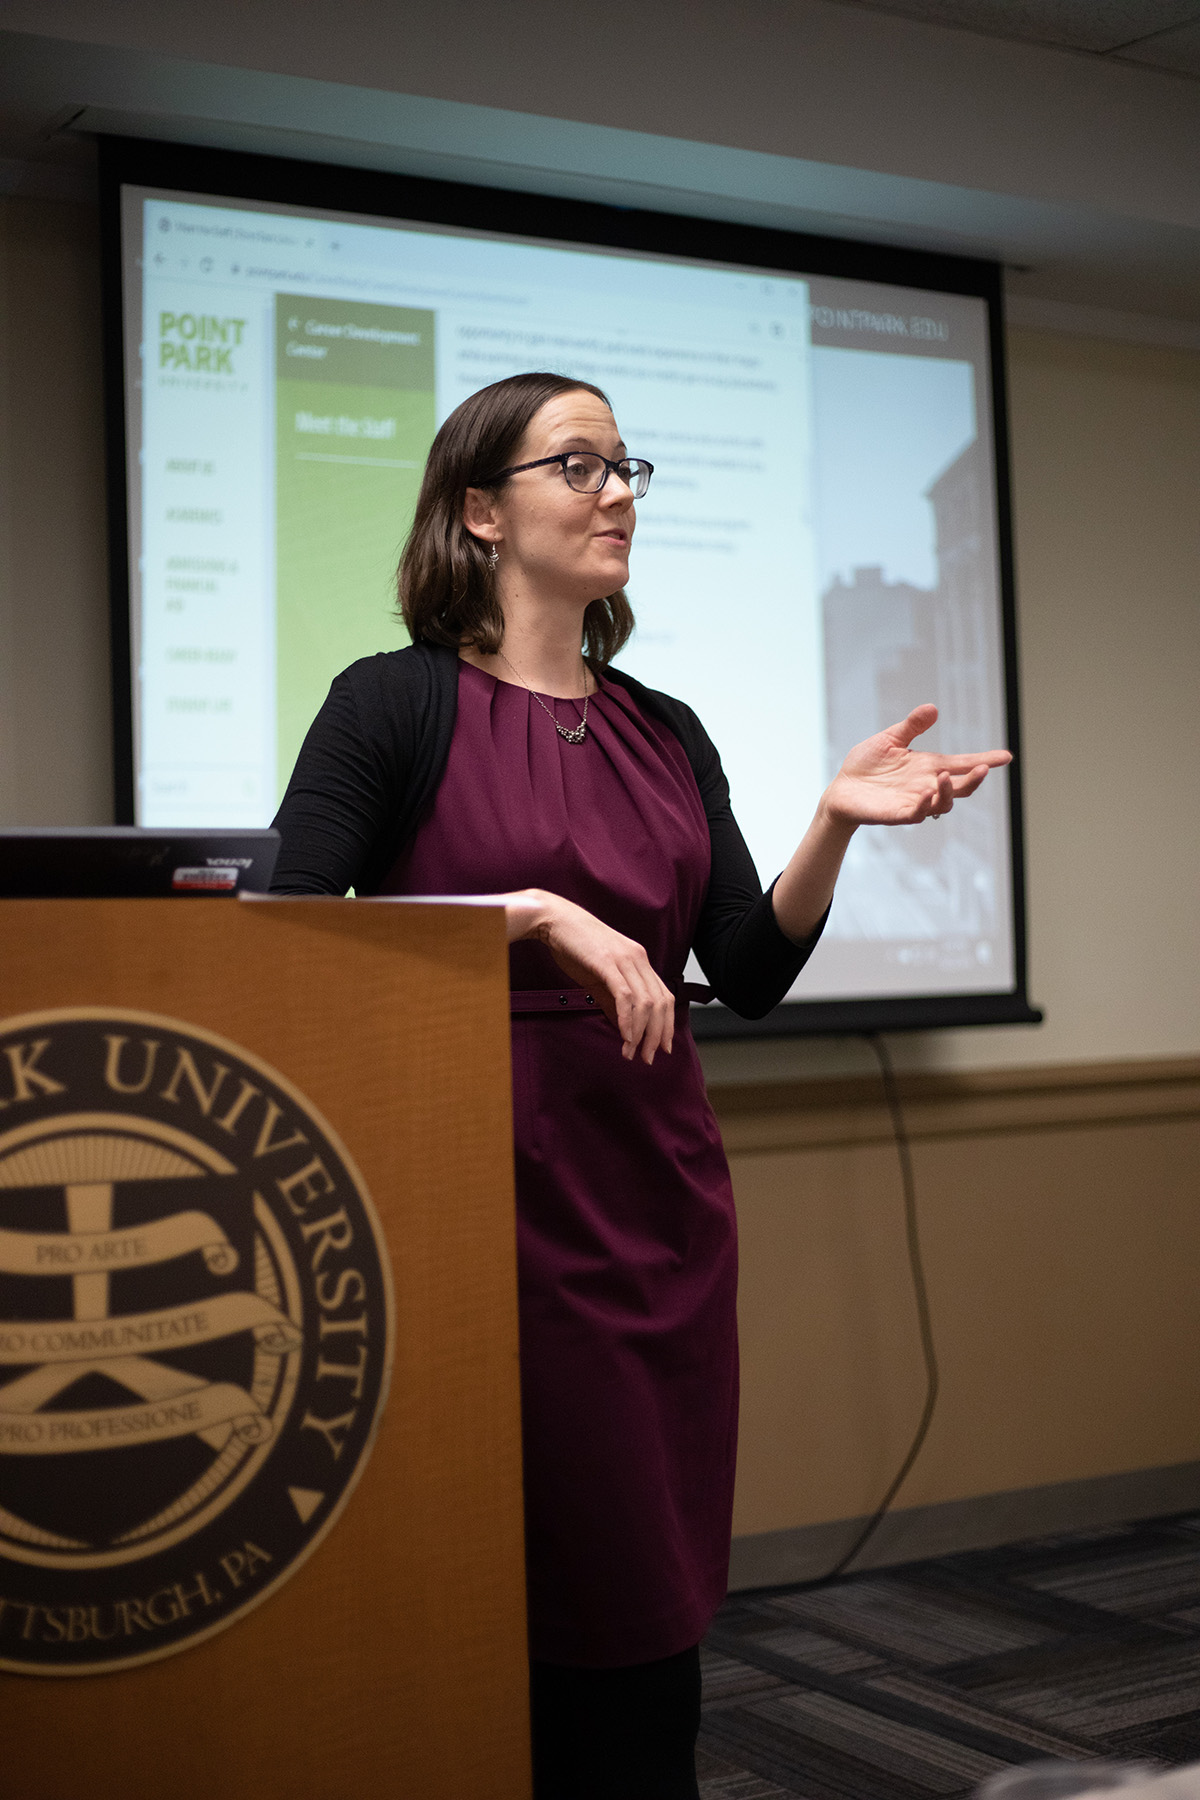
[384,660,737,1667]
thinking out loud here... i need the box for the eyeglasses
[478,452,654,498]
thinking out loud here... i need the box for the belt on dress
[509,982,714,1015]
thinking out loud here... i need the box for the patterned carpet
[699,1512,1200,1798]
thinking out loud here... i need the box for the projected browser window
[124,187,1012,1002]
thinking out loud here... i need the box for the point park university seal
[0,1008,393,1674]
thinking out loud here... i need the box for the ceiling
[1,6,1199,338]
[829,0,1200,72]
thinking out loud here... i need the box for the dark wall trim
[730,1459,1200,1589]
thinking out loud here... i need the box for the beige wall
[0,194,111,823]
[719,1064,1200,1540]
[1004,330,1200,1067]
[1,191,1199,1550]
[1,195,1198,1075]
[725,321,1200,1553]
[704,323,1200,1083]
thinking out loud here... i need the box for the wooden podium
[0,897,531,1799]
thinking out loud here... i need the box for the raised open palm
[825,703,1011,826]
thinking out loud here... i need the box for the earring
[487,545,499,569]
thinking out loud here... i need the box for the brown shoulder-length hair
[397,371,635,665]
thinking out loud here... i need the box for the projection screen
[99,138,1038,1037]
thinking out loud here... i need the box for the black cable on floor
[819,1032,940,1582]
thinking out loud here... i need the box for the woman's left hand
[823,703,1011,827]
[772,703,1012,944]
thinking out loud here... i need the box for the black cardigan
[271,640,824,1018]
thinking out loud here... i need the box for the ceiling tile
[1116,17,1200,67]
[830,1,1200,54]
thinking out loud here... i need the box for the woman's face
[467,391,635,605]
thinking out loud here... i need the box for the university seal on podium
[0,1008,394,1674]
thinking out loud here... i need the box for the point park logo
[0,1009,393,1674]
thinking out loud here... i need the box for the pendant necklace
[497,649,591,745]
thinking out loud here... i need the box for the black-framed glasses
[478,452,654,498]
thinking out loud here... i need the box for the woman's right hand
[503,889,675,1064]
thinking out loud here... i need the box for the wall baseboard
[729,1459,1200,1590]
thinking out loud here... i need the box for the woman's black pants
[529,1644,702,1799]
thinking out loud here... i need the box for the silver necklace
[497,649,591,745]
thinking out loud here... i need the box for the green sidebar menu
[274,296,436,799]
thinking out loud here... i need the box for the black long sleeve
[270,643,458,897]
[271,645,826,1017]
[270,671,395,895]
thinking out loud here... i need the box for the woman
[271,371,1010,1798]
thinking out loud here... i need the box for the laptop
[0,828,281,898]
